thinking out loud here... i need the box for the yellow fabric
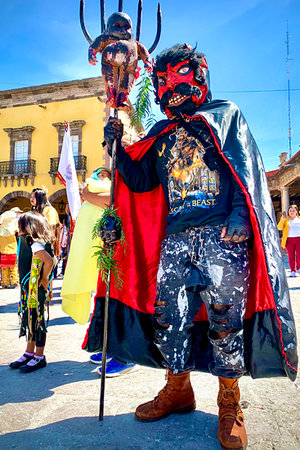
[10,264,19,284]
[1,265,18,286]
[2,267,10,286]
[61,178,110,324]
[0,235,17,254]
[43,205,60,226]
[277,217,290,249]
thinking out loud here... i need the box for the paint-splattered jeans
[154,225,250,378]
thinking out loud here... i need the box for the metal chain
[188,228,208,268]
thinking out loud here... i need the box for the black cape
[83,100,298,381]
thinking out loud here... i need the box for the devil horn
[148,3,162,54]
[136,0,142,42]
[118,0,123,12]
[79,0,93,44]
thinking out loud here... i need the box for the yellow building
[0,76,139,220]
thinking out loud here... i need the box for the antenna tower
[286,22,292,159]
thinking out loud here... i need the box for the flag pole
[57,122,81,222]
[99,77,119,422]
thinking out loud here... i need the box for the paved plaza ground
[0,263,299,449]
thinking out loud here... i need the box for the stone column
[281,186,289,213]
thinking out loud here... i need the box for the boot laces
[218,385,244,422]
[152,385,174,408]
[219,386,239,406]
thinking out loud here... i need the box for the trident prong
[100,0,106,33]
[79,0,92,44]
[136,0,142,42]
[148,3,162,54]
[79,0,162,54]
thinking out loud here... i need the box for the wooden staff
[99,81,119,421]
[79,0,163,422]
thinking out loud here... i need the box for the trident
[80,0,161,50]
[79,0,162,421]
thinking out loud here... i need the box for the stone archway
[0,190,31,214]
[49,188,68,220]
[48,188,66,204]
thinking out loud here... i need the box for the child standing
[9,211,55,373]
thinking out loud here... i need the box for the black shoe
[9,354,34,369]
[19,356,47,373]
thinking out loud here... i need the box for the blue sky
[0,0,299,171]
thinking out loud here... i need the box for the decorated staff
[79,0,162,420]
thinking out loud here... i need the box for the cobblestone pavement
[0,265,299,450]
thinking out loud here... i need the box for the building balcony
[49,155,87,184]
[0,159,36,187]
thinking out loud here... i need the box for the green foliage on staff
[131,71,156,129]
[92,206,126,290]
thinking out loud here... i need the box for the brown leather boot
[217,377,247,450]
[135,369,196,422]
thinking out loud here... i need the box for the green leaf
[131,70,157,130]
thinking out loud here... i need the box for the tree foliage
[131,71,156,130]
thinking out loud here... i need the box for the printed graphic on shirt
[158,127,219,216]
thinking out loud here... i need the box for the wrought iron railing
[0,159,36,175]
[49,155,87,173]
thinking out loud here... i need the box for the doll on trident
[80,0,162,111]
[88,12,152,111]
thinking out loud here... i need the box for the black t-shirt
[117,120,248,235]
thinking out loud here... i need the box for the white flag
[57,122,81,220]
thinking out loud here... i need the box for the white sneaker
[289,271,296,278]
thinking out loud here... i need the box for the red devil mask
[153,45,210,119]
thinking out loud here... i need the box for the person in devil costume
[84,44,297,449]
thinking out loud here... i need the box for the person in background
[30,188,60,225]
[30,188,61,257]
[53,219,67,279]
[65,204,75,245]
[9,211,55,373]
[0,209,20,289]
[83,169,138,377]
[62,166,138,377]
[59,220,68,276]
[61,167,111,325]
[278,204,300,277]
